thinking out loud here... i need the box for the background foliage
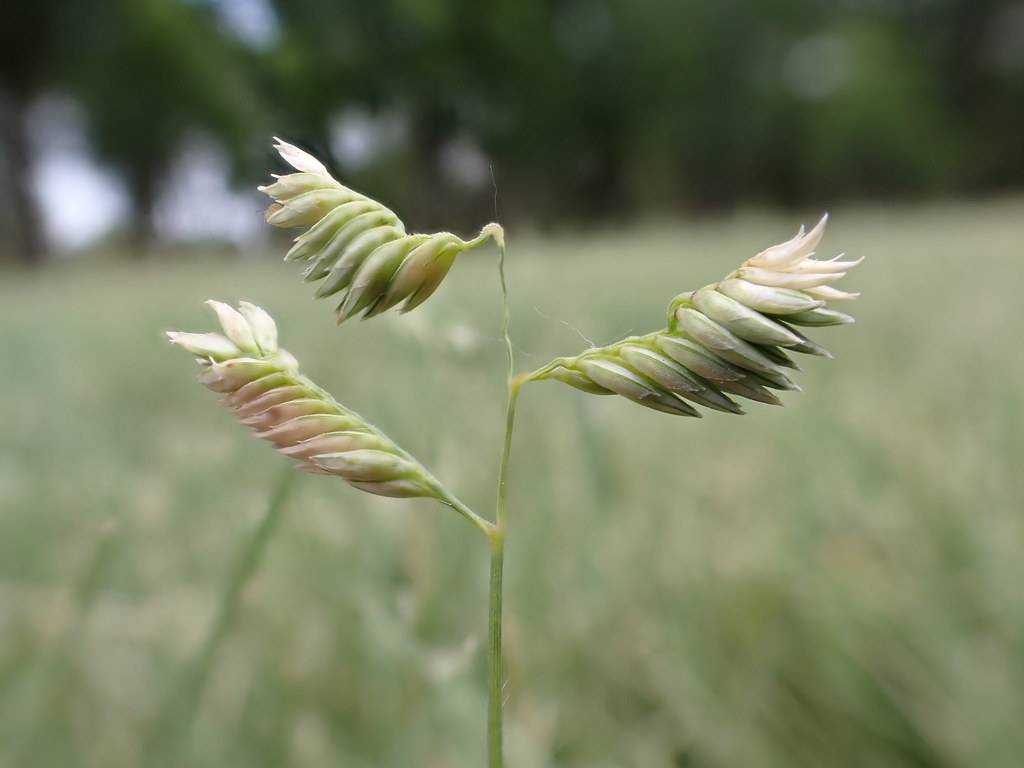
[2,0,1024,261]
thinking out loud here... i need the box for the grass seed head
[260,139,502,325]
[534,215,860,417]
[167,300,439,500]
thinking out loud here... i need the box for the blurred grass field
[1,200,1023,768]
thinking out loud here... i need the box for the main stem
[488,376,523,767]
[486,524,506,768]
[487,234,520,768]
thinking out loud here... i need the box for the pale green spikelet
[167,300,443,499]
[530,215,860,415]
[260,138,504,325]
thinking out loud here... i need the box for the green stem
[488,377,525,767]
[487,234,521,768]
[487,523,506,768]
[145,469,294,765]
[438,489,496,538]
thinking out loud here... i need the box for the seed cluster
[167,301,438,498]
[535,216,861,416]
[260,138,502,325]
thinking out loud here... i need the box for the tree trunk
[0,90,47,265]
[128,162,159,259]
[409,98,453,230]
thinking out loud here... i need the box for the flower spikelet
[167,300,440,499]
[260,138,503,325]
[534,215,861,416]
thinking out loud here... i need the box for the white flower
[738,214,862,297]
[271,137,332,177]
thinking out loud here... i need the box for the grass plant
[167,140,861,767]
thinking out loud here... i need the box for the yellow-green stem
[487,233,521,768]
[438,490,496,538]
[489,374,523,767]
[486,524,506,768]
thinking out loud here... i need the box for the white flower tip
[237,300,279,354]
[748,213,833,269]
[166,330,241,360]
[272,137,331,177]
[797,213,829,253]
[206,300,259,353]
[166,329,202,347]
[205,299,240,330]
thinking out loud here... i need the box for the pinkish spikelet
[168,300,436,500]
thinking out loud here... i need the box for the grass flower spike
[168,300,447,499]
[529,215,861,415]
[260,138,503,325]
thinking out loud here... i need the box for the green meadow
[1,200,1022,767]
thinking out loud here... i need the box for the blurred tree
[64,0,268,256]
[7,0,1024,255]
[265,0,465,227]
[0,3,64,264]
[905,0,1024,188]
[265,0,1024,227]
[798,20,958,199]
